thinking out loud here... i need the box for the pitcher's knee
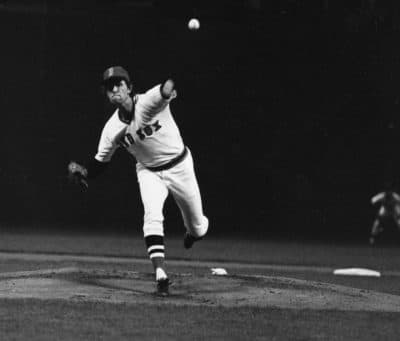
[189,216,209,238]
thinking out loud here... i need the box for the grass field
[0,231,400,340]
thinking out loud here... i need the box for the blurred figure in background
[369,190,400,245]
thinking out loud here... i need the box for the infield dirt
[1,266,400,312]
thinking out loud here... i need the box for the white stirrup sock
[156,267,167,281]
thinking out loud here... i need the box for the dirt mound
[0,267,399,311]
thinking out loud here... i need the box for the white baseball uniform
[94,84,209,245]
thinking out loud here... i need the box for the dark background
[1,0,400,241]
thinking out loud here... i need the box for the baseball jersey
[95,84,185,167]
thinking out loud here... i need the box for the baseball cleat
[183,232,203,249]
[156,277,170,296]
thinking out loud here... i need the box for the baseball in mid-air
[188,18,200,30]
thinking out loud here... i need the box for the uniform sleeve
[94,129,119,163]
[140,83,176,120]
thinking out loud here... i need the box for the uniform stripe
[148,248,165,255]
[149,252,165,259]
[147,245,165,253]
[145,235,165,259]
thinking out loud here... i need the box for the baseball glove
[67,161,88,189]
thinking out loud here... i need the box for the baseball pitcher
[68,66,209,295]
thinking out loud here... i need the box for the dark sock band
[145,235,165,259]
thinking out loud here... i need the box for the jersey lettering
[118,133,135,148]
[136,120,163,140]
[143,125,153,136]
[126,133,135,144]
[118,139,129,148]
[136,128,146,140]
[152,120,162,132]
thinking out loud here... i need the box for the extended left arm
[141,79,177,122]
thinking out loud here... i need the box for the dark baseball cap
[102,66,131,84]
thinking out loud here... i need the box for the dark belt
[146,147,188,172]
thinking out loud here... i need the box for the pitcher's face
[105,78,132,105]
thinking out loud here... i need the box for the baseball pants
[136,148,209,239]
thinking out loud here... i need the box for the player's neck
[119,95,133,111]
[118,96,134,123]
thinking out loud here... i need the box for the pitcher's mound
[0,267,399,311]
